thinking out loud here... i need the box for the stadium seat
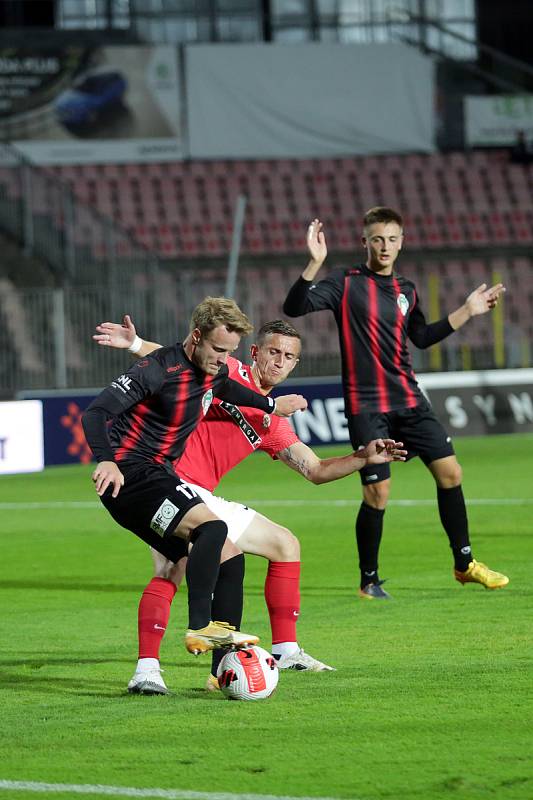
[18,151,533,260]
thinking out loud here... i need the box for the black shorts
[100,461,204,562]
[348,399,455,486]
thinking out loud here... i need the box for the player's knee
[363,480,390,509]
[153,556,186,587]
[439,462,463,488]
[220,538,242,563]
[451,462,463,486]
[190,518,228,546]
[273,527,300,561]
[167,558,187,587]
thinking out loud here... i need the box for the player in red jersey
[283,211,509,598]
[95,316,406,694]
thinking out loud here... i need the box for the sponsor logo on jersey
[219,402,263,448]
[150,498,180,536]
[137,360,150,368]
[397,293,409,316]
[111,374,133,394]
[166,364,182,373]
[202,389,214,416]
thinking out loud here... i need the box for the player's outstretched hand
[273,394,308,417]
[359,439,407,465]
[465,283,505,316]
[94,314,136,348]
[307,218,327,266]
[92,461,124,498]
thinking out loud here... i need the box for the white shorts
[186,482,256,545]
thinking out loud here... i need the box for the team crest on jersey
[397,293,409,316]
[263,414,271,429]
[202,389,214,415]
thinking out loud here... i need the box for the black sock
[437,485,472,571]
[210,553,245,678]
[356,502,385,588]
[186,519,228,630]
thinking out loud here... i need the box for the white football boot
[127,669,170,695]
[276,648,335,672]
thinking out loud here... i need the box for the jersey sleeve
[215,376,275,412]
[82,357,165,462]
[407,292,454,349]
[260,417,300,459]
[283,272,344,316]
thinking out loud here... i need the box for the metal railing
[1,257,531,398]
[0,267,229,395]
[0,142,163,291]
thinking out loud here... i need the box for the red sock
[264,561,301,644]
[138,577,177,659]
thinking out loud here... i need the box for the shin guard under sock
[437,485,472,571]
[186,519,227,630]
[210,553,245,678]
[138,577,177,659]
[356,502,385,588]
[265,561,301,645]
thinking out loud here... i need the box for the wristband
[128,335,143,354]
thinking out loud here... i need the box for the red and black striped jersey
[82,343,275,465]
[283,265,454,415]
[175,356,299,492]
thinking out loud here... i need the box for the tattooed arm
[277,439,405,485]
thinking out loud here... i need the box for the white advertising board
[0,400,44,474]
[465,95,533,146]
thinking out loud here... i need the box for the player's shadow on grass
[0,656,133,667]
[0,579,143,593]
[0,669,124,697]
[0,665,225,700]
[245,585,356,597]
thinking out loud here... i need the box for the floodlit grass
[0,434,532,800]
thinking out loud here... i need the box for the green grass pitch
[0,434,532,800]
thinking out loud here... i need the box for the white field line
[0,498,532,511]
[0,781,356,800]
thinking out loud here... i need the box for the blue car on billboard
[55,68,128,129]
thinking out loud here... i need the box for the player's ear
[361,236,367,248]
[250,344,258,361]
[191,327,201,345]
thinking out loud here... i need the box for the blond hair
[190,296,253,337]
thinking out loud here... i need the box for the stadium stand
[1,149,532,390]
[34,150,532,260]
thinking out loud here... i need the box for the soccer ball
[217,646,279,701]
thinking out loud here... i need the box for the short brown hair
[256,319,301,346]
[190,296,253,337]
[363,206,403,230]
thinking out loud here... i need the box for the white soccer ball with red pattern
[217,646,279,701]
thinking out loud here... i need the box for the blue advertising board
[19,367,533,466]
[20,391,98,466]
